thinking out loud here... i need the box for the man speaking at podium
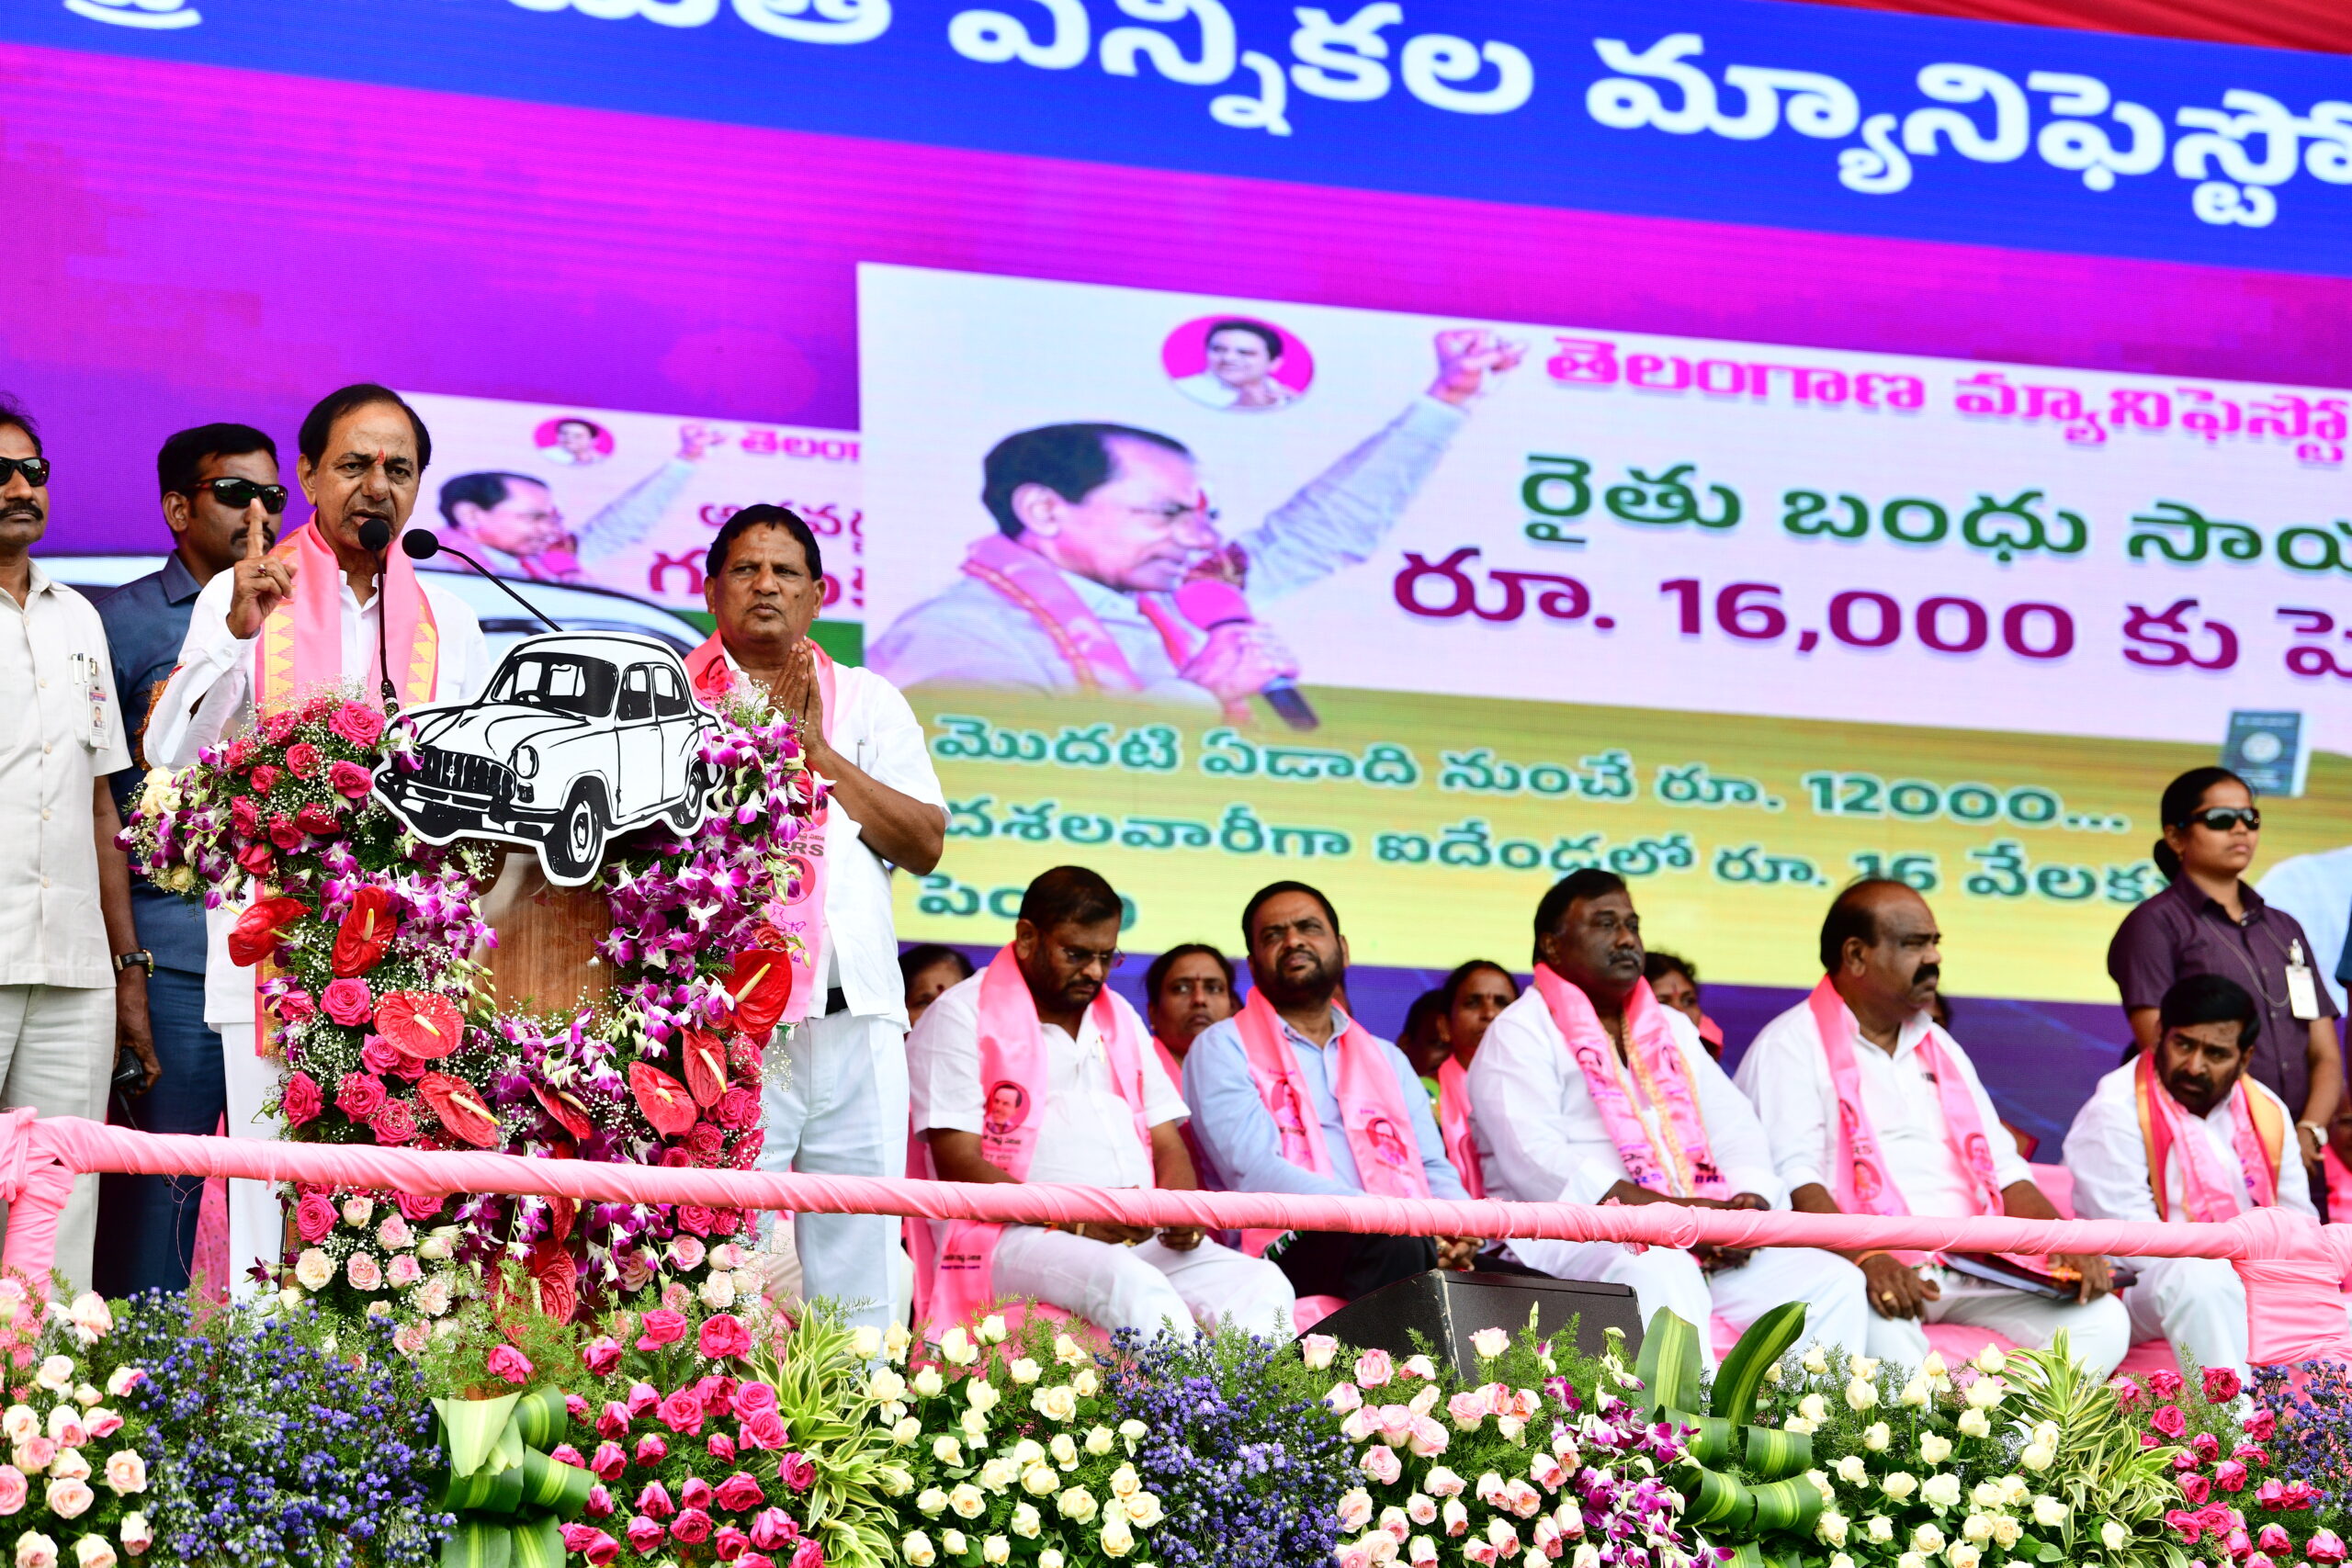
[150,384,492,1292]
[688,504,946,1336]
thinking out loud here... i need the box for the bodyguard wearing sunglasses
[2109,765,2343,1212]
[88,423,281,1296]
[0,392,156,1297]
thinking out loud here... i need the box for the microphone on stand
[1172,579,1319,731]
[401,529,565,633]
[356,519,400,714]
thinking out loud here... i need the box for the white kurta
[1469,988,1867,1361]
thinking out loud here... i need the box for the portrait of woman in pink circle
[535,415,614,466]
[1164,316,1315,412]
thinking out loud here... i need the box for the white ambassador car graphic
[375,632,719,884]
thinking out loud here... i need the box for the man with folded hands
[2065,974,2329,1381]
[908,865,1294,1339]
[1737,878,2130,1375]
[1468,869,1870,1362]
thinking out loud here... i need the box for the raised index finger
[246,514,266,560]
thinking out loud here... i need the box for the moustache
[1911,964,1941,990]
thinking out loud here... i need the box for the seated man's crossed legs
[990,1226,1297,1340]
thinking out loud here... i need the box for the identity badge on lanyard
[66,651,108,749]
[2287,941,2322,1021]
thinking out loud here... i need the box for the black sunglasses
[187,477,289,513]
[2182,807,2261,832]
[0,456,51,488]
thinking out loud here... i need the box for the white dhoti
[989,1226,1296,1341]
[1864,1264,2132,1379]
[758,1009,910,1337]
[214,1020,284,1297]
[1509,1238,1870,1367]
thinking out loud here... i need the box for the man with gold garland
[1469,870,1870,1362]
[686,503,945,1337]
[2064,974,2330,1382]
[150,385,492,1292]
[908,865,1294,1339]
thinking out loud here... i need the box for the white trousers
[215,1021,283,1296]
[1865,1265,2132,1379]
[2121,1256,2352,1382]
[1511,1237,1871,1368]
[0,986,113,1295]
[757,1010,908,1337]
[990,1226,1296,1341]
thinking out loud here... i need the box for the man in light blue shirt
[1184,879,1479,1303]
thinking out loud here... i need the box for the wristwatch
[112,950,153,976]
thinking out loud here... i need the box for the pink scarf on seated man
[1232,988,1430,1257]
[1434,1055,1484,1201]
[1806,976,2033,1269]
[2134,1046,2282,1224]
[908,946,1155,1332]
[685,633,833,1028]
[1532,965,1727,1201]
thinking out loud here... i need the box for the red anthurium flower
[532,1082,595,1141]
[682,1031,729,1108]
[331,886,401,977]
[531,1239,579,1324]
[418,1071,501,1148]
[725,952,790,1042]
[227,897,311,967]
[376,991,461,1061]
[630,1065,699,1138]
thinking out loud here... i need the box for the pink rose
[2149,1370,2186,1398]
[370,1100,418,1145]
[627,1382,661,1416]
[327,760,374,799]
[2178,1472,2211,1506]
[2152,1404,2188,1439]
[321,980,374,1028]
[732,1382,779,1419]
[596,1403,628,1440]
[346,1251,382,1291]
[280,1072,323,1127]
[487,1346,534,1385]
[359,1038,401,1074]
[739,1411,787,1452]
[660,1390,705,1436]
[0,1464,23,1514]
[295,802,339,835]
[678,1206,714,1238]
[560,1527,620,1567]
[588,1442,626,1481]
[549,1444,583,1470]
[336,1073,387,1121]
[1354,1348,1395,1389]
[2312,1529,2350,1565]
[582,1338,624,1378]
[230,795,260,836]
[671,1509,713,1546]
[714,1528,752,1562]
[707,1432,737,1463]
[2192,1432,2221,1462]
[260,710,300,744]
[2244,1409,2278,1441]
[625,1517,666,1555]
[329,703,386,747]
[790,1541,822,1568]
[638,1310,688,1350]
[249,765,282,795]
[85,1411,121,1440]
[1360,1444,1403,1486]
[699,1315,752,1360]
[681,1477,713,1511]
[275,989,316,1023]
[749,1508,798,1550]
[235,843,275,878]
[716,1472,765,1512]
[2217,1460,2249,1493]
[2260,1524,2296,1554]
[285,742,322,779]
[585,1483,613,1518]
[18,1438,54,1474]
[775,1452,815,1494]
[294,1193,337,1244]
[637,1482,675,1521]
[633,1434,668,1468]
[715,1088,761,1130]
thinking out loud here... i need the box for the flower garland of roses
[122,683,825,1337]
[0,1285,158,1568]
[2115,1360,2352,1567]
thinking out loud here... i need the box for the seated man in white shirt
[909,865,1295,1340]
[2065,974,2322,1381]
[1470,870,1869,1361]
[1736,879,2130,1375]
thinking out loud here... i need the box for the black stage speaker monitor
[1307,1270,1644,1370]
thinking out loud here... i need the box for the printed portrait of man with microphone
[865,328,1524,726]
